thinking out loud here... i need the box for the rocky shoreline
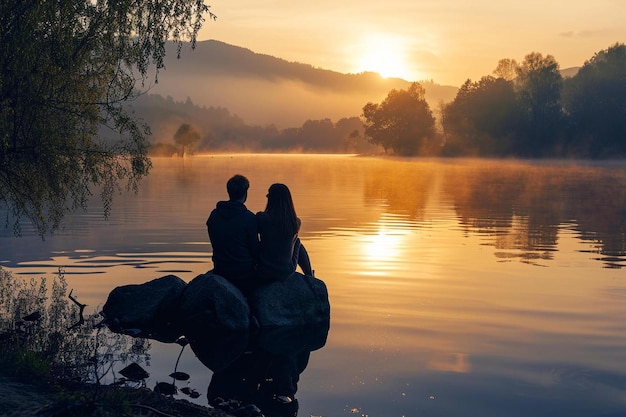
[0,374,231,417]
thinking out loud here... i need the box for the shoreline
[0,373,231,417]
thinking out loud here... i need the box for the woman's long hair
[264,183,300,237]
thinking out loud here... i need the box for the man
[206,174,259,295]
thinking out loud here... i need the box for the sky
[198,0,626,86]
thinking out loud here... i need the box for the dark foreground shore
[0,374,231,417]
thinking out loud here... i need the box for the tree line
[395,43,625,158]
[128,94,378,156]
[139,43,626,159]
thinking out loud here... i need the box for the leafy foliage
[0,1,214,236]
[441,46,626,158]
[442,76,519,156]
[562,43,626,156]
[514,52,563,155]
[493,58,519,81]
[362,82,436,156]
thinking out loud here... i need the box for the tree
[562,43,626,156]
[0,1,214,236]
[335,117,367,152]
[514,52,563,155]
[298,119,337,152]
[362,82,436,156]
[493,58,519,81]
[174,123,201,156]
[442,76,520,156]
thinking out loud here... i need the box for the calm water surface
[2,154,626,417]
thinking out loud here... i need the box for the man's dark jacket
[206,200,259,291]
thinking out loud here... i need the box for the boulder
[248,272,330,327]
[177,272,251,372]
[102,274,186,343]
[102,270,331,369]
[178,272,250,333]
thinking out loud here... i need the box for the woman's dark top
[256,212,312,280]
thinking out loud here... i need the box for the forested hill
[130,40,617,158]
[148,40,458,127]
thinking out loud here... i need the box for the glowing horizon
[200,0,626,86]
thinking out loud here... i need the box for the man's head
[226,174,249,202]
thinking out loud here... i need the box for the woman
[256,183,313,281]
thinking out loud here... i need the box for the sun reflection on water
[358,213,419,276]
[362,230,403,263]
[3,155,626,417]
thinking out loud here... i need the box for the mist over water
[2,155,626,417]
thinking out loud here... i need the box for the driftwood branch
[68,289,87,330]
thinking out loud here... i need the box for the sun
[355,34,415,80]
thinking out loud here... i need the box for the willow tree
[0,1,215,236]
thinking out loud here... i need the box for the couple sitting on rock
[206,174,313,297]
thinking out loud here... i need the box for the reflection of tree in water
[569,173,626,264]
[442,161,626,265]
[174,157,200,186]
[362,160,437,221]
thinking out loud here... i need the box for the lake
[2,154,626,417]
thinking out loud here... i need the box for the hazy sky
[199,0,626,86]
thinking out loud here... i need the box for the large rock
[178,272,251,372]
[102,270,331,369]
[248,272,330,327]
[178,272,250,332]
[102,275,186,343]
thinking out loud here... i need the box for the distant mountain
[148,40,458,127]
[560,67,580,78]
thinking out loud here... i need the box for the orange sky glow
[199,0,626,86]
